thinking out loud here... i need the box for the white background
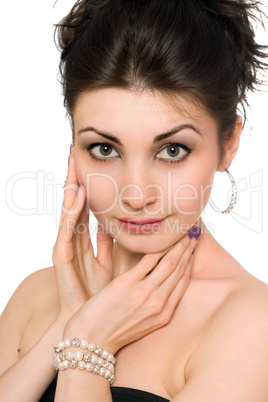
[1,0,268,314]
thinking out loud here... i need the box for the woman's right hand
[52,150,114,324]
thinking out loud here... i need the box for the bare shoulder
[212,274,268,334]
[0,266,58,374]
[19,266,58,308]
[221,269,268,318]
[191,270,268,355]
[0,266,57,331]
[179,274,268,401]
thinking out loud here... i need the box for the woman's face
[73,88,221,254]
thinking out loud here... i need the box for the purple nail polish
[77,184,81,194]
[188,226,201,240]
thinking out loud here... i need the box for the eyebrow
[77,123,203,145]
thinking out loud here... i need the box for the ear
[217,116,243,172]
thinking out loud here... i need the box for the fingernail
[77,184,81,195]
[188,226,201,240]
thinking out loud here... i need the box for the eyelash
[86,142,192,164]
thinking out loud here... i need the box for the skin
[1,88,268,402]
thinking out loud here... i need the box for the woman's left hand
[63,231,198,355]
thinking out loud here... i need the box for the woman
[1,0,268,401]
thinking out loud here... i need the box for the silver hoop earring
[209,168,237,214]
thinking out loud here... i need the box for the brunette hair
[55,0,267,164]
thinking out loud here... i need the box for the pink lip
[119,217,164,224]
[118,217,165,233]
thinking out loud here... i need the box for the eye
[87,143,120,161]
[155,143,191,163]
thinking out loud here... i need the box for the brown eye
[166,145,181,157]
[99,144,113,156]
[156,144,188,161]
[88,143,120,160]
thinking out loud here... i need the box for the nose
[119,164,159,212]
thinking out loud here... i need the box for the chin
[114,232,182,255]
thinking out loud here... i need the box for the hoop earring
[209,168,237,214]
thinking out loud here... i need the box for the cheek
[74,156,120,214]
[171,168,215,216]
[83,173,119,215]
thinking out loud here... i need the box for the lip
[118,217,165,233]
[119,217,165,224]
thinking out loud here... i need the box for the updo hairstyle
[55,0,268,165]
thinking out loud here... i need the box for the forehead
[73,88,217,142]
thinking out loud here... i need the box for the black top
[39,379,170,401]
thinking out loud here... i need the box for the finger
[60,154,79,223]
[73,198,95,285]
[96,222,114,271]
[165,252,194,312]
[139,237,196,325]
[121,232,195,285]
[128,251,169,282]
[140,254,194,334]
[53,182,86,265]
[156,237,197,305]
[127,236,188,282]
[144,233,196,288]
[125,234,191,283]
[75,196,93,254]
[159,235,198,290]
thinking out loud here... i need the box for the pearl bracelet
[53,338,116,385]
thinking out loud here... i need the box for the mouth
[118,217,165,233]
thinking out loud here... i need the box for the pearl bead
[80,340,88,349]
[91,355,98,364]
[78,361,86,370]
[108,363,114,373]
[74,351,83,361]
[66,350,74,361]
[104,369,111,378]
[63,360,69,369]
[58,362,65,371]
[57,341,65,350]
[101,350,109,359]
[97,358,104,366]
[53,339,116,384]
[85,363,93,372]
[88,343,96,352]
[64,338,72,348]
